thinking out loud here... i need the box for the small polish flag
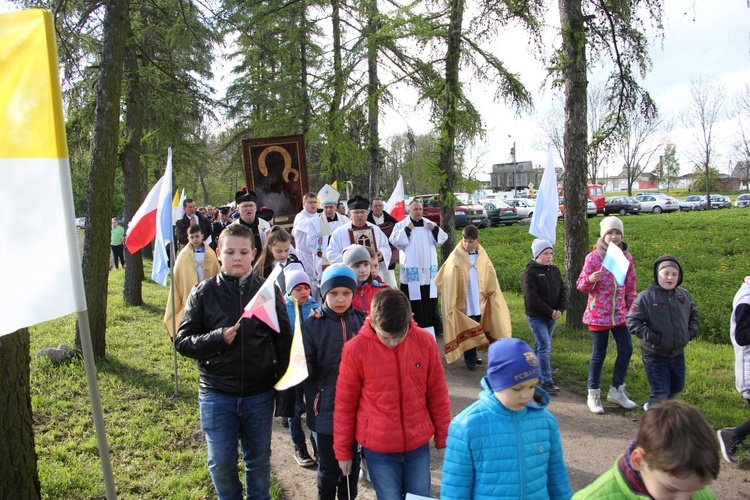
[385,175,406,221]
[240,264,283,332]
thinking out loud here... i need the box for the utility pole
[509,135,517,197]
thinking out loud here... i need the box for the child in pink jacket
[576,216,638,414]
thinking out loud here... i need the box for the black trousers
[111,244,125,268]
[463,314,482,363]
[401,284,438,330]
[316,432,359,500]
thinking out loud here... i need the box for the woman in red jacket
[333,289,452,499]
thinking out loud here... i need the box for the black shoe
[475,357,484,365]
[281,417,289,428]
[294,443,317,467]
[718,428,740,463]
[465,359,477,371]
[541,382,560,394]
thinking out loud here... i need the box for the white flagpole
[169,239,179,396]
[59,160,116,499]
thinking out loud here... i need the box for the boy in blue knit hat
[441,338,572,499]
[302,263,366,499]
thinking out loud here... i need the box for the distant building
[731,161,750,190]
[490,161,561,191]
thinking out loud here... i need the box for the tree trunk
[327,0,343,175]
[122,31,144,305]
[366,0,380,200]
[438,0,464,260]
[559,0,588,329]
[299,0,311,136]
[0,329,41,499]
[78,0,131,355]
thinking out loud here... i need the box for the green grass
[28,208,750,497]
[29,268,282,499]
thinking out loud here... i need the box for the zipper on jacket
[513,413,525,498]
[395,347,407,451]
[340,316,347,344]
[611,282,618,326]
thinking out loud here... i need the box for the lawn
[26,208,750,496]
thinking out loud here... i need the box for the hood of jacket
[653,254,683,287]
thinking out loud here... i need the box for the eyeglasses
[239,203,256,210]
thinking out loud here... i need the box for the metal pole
[512,141,517,198]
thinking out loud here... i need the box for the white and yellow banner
[274,298,309,390]
[0,10,84,335]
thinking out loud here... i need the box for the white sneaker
[607,384,637,409]
[587,389,604,414]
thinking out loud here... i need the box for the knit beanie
[531,238,554,259]
[487,338,542,392]
[600,216,624,238]
[285,268,311,295]
[320,263,357,299]
[342,244,371,268]
[653,254,683,287]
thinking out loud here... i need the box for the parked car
[505,198,562,219]
[634,191,662,200]
[709,195,732,209]
[587,199,598,218]
[684,195,707,210]
[504,198,536,219]
[670,196,694,212]
[75,217,86,229]
[483,201,520,227]
[411,194,489,228]
[603,196,641,216]
[637,193,679,214]
[735,194,750,208]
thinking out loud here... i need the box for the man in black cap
[175,198,213,249]
[210,206,231,251]
[327,195,391,272]
[232,187,271,252]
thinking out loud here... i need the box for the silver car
[637,194,679,214]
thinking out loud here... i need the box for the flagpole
[59,160,117,499]
[169,239,179,396]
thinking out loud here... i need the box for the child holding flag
[284,269,319,467]
[175,224,293,500]
[576,216,638,414]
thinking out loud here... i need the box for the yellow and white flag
[274,298,309,390]
[0,10,84,336]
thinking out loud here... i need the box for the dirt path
[271,349,749,499]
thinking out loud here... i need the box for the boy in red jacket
[334,289,452,499]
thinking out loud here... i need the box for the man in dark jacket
[174,198,213,249]
[175,224,293,500]
[626,255,699,410]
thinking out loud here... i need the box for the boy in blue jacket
[441,338,572,499]
[284,268,319,468]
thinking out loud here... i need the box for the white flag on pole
[529,147,559,244]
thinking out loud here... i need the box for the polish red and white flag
[384,175,406,221]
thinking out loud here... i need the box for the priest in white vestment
[390,199,448,336]
[306,184,349,298]
[327,195,392,280]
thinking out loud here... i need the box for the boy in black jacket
[522,238,567,394]
[626,255,700,410]
[175,224,293,500]
[303,263,365,500]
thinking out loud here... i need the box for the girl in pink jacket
[576,216,638,414]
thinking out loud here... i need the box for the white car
[75,217,86,229]
[505,199,536,218]
[636,194,679,214]
[587,199,598,218]
[735,194,750,208]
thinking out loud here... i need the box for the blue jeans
[288,383,305,445]
[587,325,633,390]
[642,352,685,407]
[363,443,431,499]
[528,316,557,385]
[199,389,274,500]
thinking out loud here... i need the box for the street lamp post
[509,135,516,197]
